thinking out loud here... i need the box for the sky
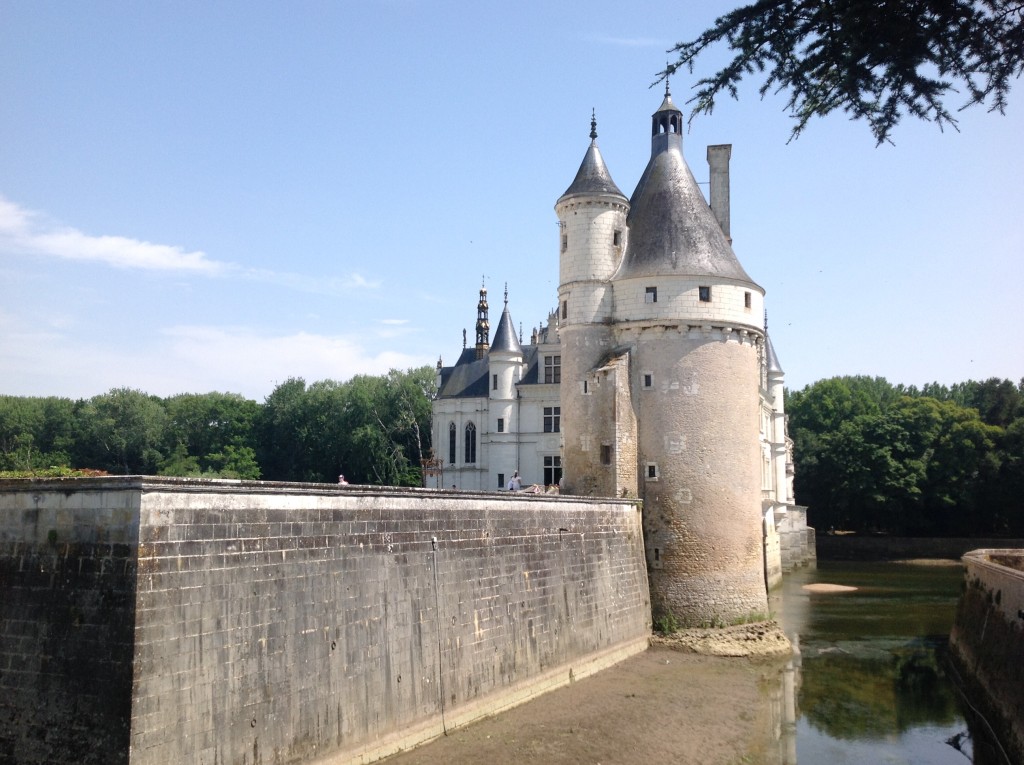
[2,1,1022,402]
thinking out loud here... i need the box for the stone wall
[815,535,1024,561]
[0,484,140,765]
[0,477,650,765]
[948,549,1024,764]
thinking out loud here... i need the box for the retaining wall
[815,535,1024,561]
[948,549,1024,765]
[0,477,651,765]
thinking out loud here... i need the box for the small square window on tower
[645,286,657,304]
[646,462,659,481]
[699,286,712,302]
[642,372,654,389]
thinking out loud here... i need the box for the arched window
[448,422,457,465]
[464,422,477,464]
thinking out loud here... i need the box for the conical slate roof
[490,303,522,355]
[615,92,757,286]
[558,114,627,203]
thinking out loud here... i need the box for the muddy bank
[383,630,793,765]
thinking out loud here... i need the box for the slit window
[492,373,498,391]
[561,234,568,252]
[497,418,504,433]
[613,230,622,247]
[561,300,568,320]
[744,291,751,309]
[643,373,653,389]
[600,443,612,465]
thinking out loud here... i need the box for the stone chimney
[706,144,732,245]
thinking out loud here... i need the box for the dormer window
[645,286,657,304]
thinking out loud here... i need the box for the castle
[433,87,796,626]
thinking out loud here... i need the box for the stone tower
[556,112,635,499]
[557,88,770,626]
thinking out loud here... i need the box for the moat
[387,559,1006,764]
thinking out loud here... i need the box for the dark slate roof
[766,334,784,374]
[558,141,627,203]
[614,96,757,286]
[436,350,489,399]
[490,304,522,355]
[520,345,541,384]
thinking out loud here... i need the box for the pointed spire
[558,109,626,202]
[475,283,489,359]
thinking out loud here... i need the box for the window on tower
[699,286,712,302]
[543,406,560,433]
[744,291,752,309]
[544,355,561,384]
[600,443,612,465]
[645,286,657,303]
[613,230,622,247]
[561,300,568,320]
[561,234,568,252]
[497,418,504,433]
[642,373,654,389]
[492,374,498,391]
[647,462,660,481]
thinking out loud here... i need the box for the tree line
[0,366,436,486]
[788,376,1024,536]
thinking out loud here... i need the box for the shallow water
[773,560,997,764]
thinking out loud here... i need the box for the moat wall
[948,549,1024,765]
[815,535,1024,561]
[0,477,651,765]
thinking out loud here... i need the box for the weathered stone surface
[0,477,650,765]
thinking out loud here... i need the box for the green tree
[75,388,168,474]
[160,392,260,478]
[667,0,1024,144]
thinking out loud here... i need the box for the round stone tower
[555,113,632,498]
[615,87,768,626]
[556,88,770,626]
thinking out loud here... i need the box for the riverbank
[381,643,791,765]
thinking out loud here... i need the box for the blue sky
[2,1,1022,401]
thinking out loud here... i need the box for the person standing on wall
[507,471,522,491]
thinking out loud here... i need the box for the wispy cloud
[0,194,379,293]
[0,195,226,274]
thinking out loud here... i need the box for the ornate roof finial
[462,328,467,348]
[590,109,597,141]
[504,282,508,306]
[764,309,769,333]
[519,322,523,343]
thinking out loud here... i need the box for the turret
[555,112,629,326]
[556,113,633,499]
